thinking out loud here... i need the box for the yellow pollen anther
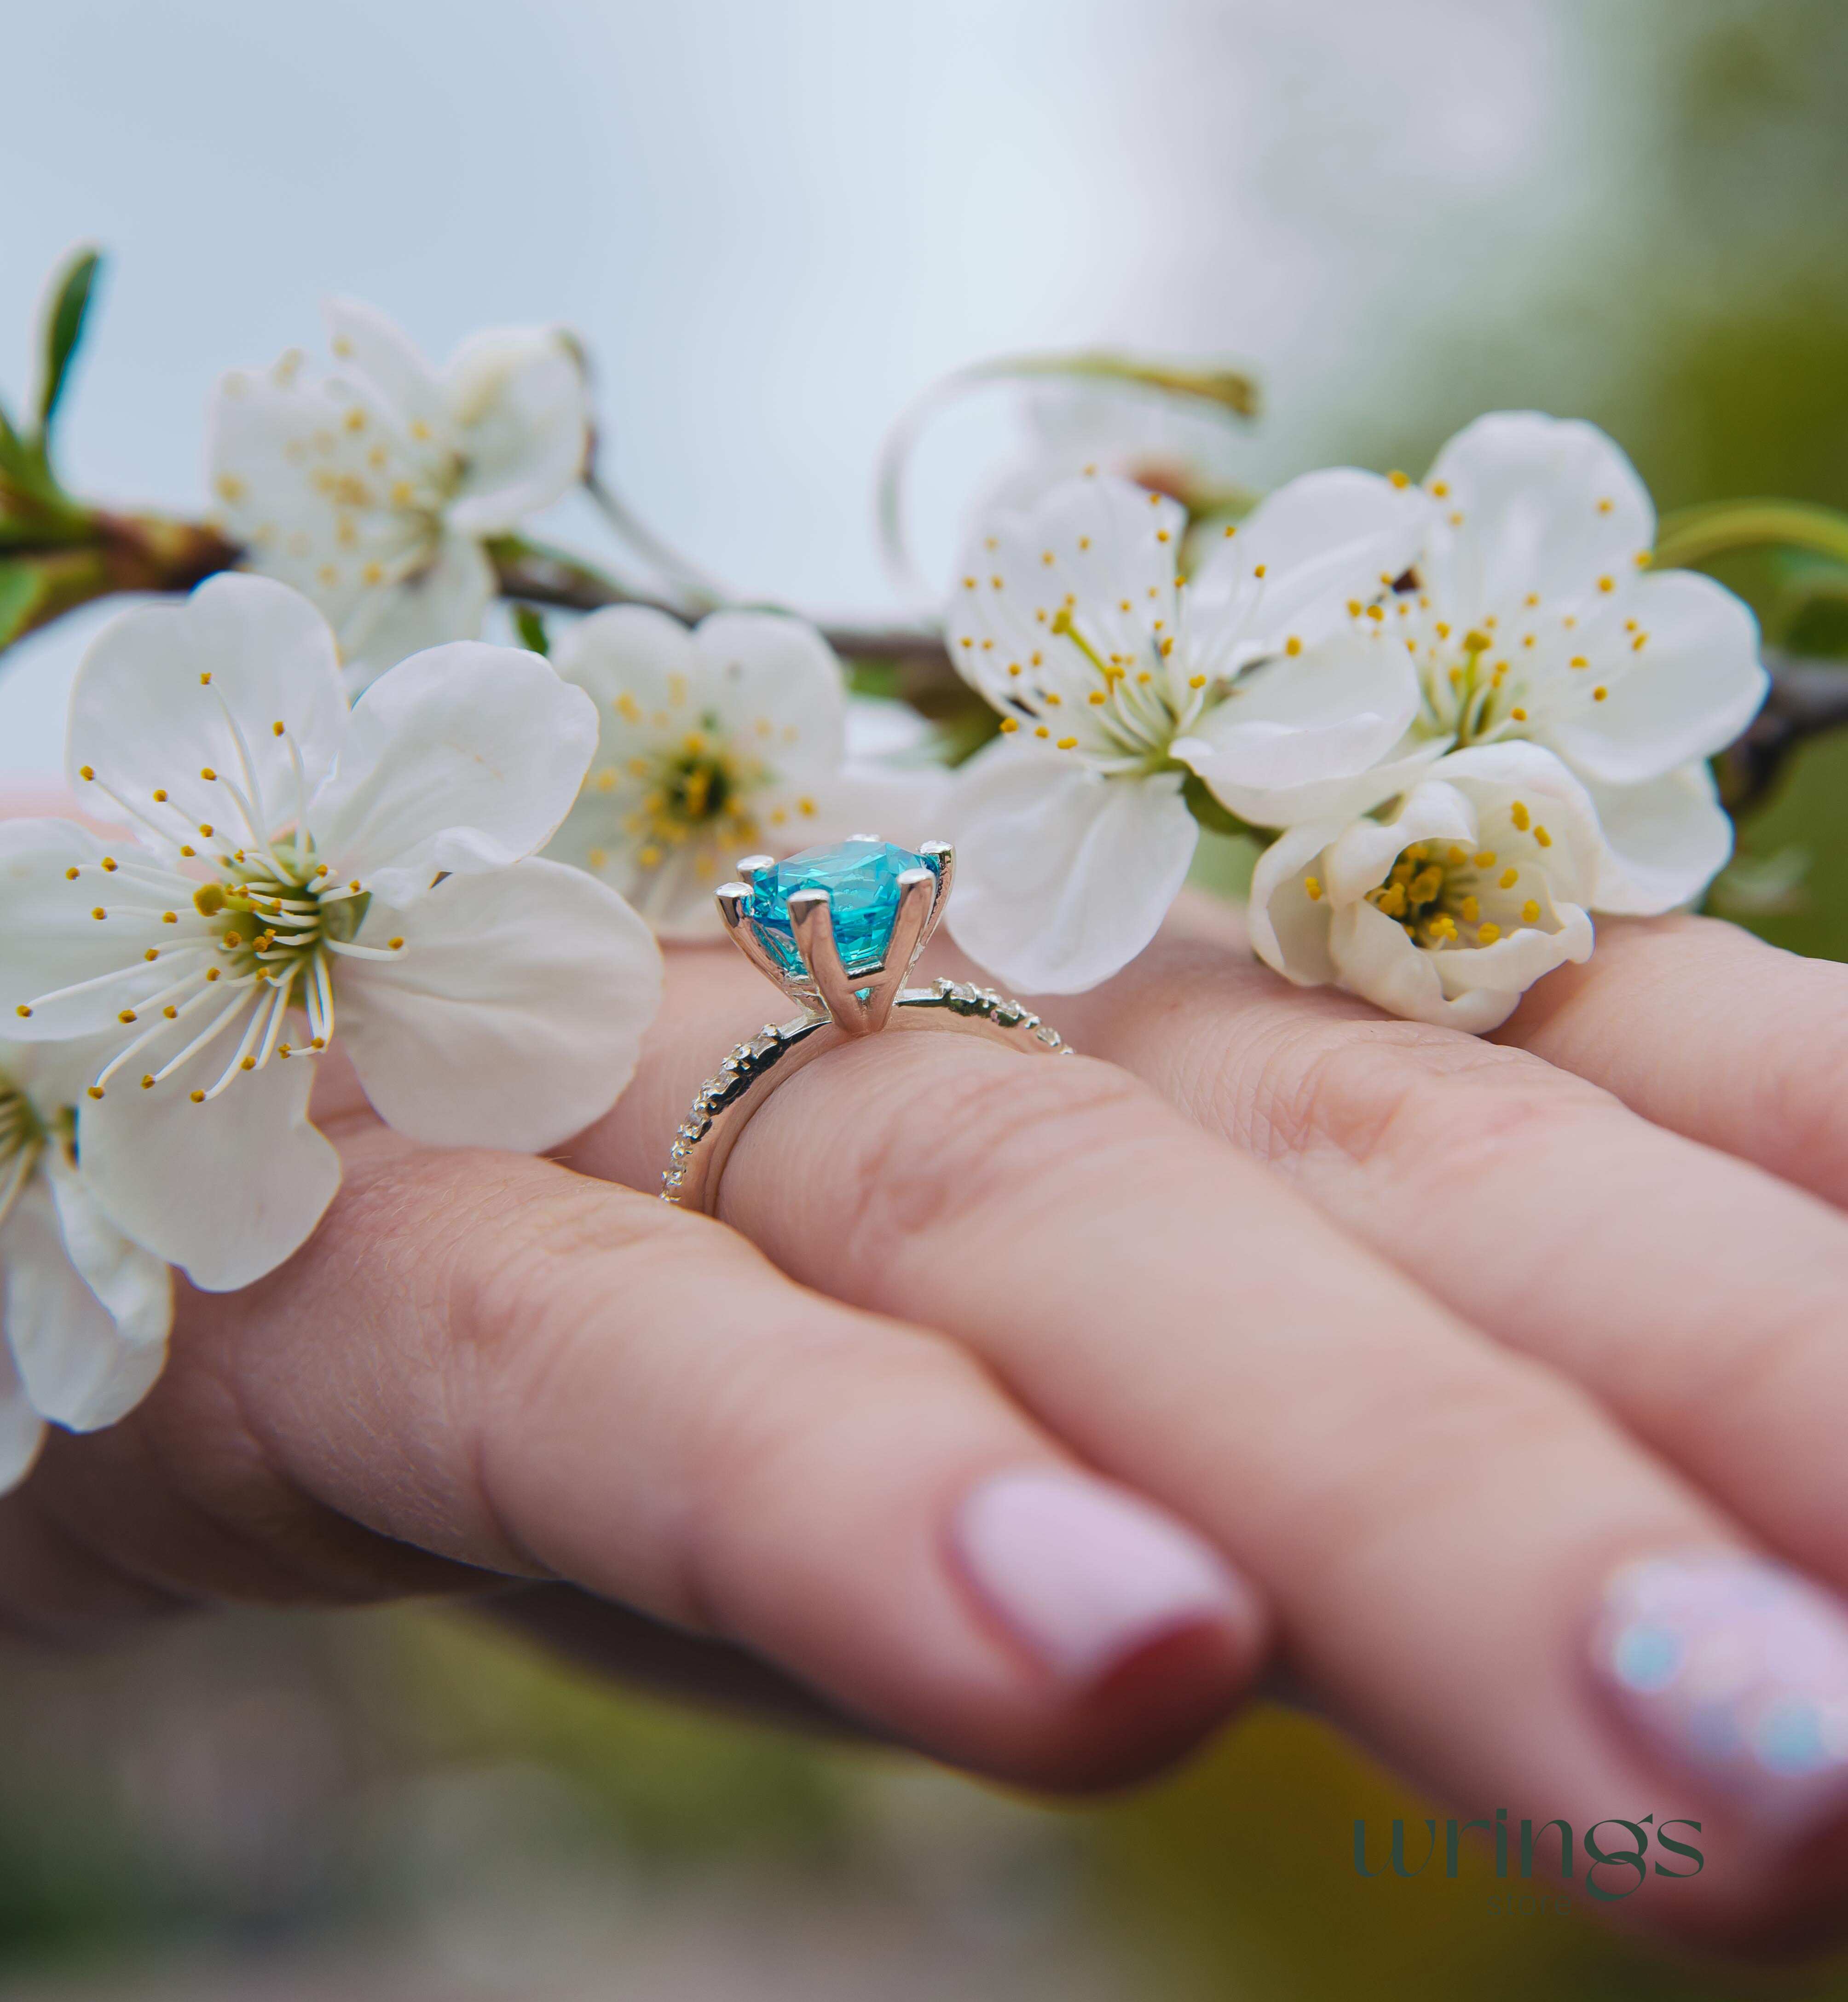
[64,867,78,881]
[1510,801,1530,831]
[1253,564,1267,579]
[1389,469,1409,488]
[1534,826,1552,847]
[1522,899,1541,923]
[1510,707,1527,721]
[190,1089,205,1103]
[1087,690,1107,705]
[1285,636,1302,656]
[205,966,221,982]
[1430,481,1450,498]
[144,948,158,962]
[1188,673,1207,689]
[1034,725,1050,739]
[1597,498,1612,514]
[1223,524,1236,538]
[1305,876,1323,901]
[1500,868,1519,889]
[88,1086,104,1100]
[388,937,404,950]
[1593,685,1609,701]
[272,720,285,737]
[998,717,1019,732]
[1598,576,1614,593]
[1478,922,1500,943]
[13,1005,29,1018]
[199,673,212,686]
[79,764,94,781]
[162,1006,177,1019]
[91,906,105,920]
[1056,736,1078,750]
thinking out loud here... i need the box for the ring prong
[789,887,869,1030]
[735,853,775,886]
[863,868,938,1030]
[917,840,954,944]
[716,880,793,991]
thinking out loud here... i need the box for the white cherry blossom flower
[943,468,1430,992]
[207,299,590,685]
[1180,412,1768,910]
[545,606,949,937]
[0,1036,172,1494]
[1247,743,1599,1034]
[0,575,662,1291]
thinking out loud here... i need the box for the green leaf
[35,247,102,439]
[511,602,550,655]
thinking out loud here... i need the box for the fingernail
[952,1468,1255,1686]
[1592,1552,1848,1839]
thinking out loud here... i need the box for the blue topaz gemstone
[745,839,940,978]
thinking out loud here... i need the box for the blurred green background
[6,1,1848,1997]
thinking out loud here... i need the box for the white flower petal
[442,328,590,535]
[3,1157,169,1431]
[79,1054,341,1292]
[1195,738,1453,832]
[1420,412,1653,626]
[1583,763,1733,915]
[0,1336,45,1495]
[337,530,497,688]
[1426,902,1593,1001]
[945,744,1196,994]
[336,859,663,1151]
[552,602,702,714]
[694,612,849,776]
[1424,740,1605,908]
[1171,633,1421,822]
[311,643,599,901]
[0,820,189,1037]
[1328,899,1525,1033]
[1543,570,1766,784]
[1188,469,1433,671]
[948,475,1186,712]
[68,576,349,841]
[322,297,449,437]
[1246,820,1346,986]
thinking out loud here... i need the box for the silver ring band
[661,978,1072,1213]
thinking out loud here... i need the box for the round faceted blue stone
[746,838,939,978]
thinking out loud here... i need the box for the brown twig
[1716,650,1848,813]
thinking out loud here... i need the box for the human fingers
[1044,900,1848,1615]
[2,1105,1265,1791]
[1493,911,1848,1208]
[583,954,1837,1944]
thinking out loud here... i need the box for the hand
[577,913,1848,1952]
[5,886,1847,1955]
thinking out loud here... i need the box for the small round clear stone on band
[661,837,1071,1210]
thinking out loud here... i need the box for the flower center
[191,839,369,996]
[998,607,1201,770]
[1416,626,1525,747]
[612,724,769,872]
[0,1076,45,1232]
[1362,836,1545,952]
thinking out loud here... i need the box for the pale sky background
[0,0,1649,778]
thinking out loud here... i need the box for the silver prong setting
[917,842,953,947]
[716,879,796,992]
[735,853,775,886]
[788,888,871,1029]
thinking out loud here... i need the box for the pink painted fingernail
[1592,1552,1848,1840]
[952,1468,1256,1686]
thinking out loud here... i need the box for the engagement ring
[661,837,1072,1211]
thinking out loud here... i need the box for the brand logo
[1352,1811,1704,1905]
